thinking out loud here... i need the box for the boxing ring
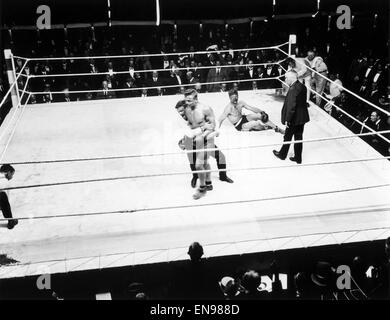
[0,37,389,279]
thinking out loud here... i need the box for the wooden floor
[0,90,389,279]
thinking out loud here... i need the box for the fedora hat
[311,261,336,287]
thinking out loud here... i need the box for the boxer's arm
[242,101,262,114]
[200,105,216,138]
[217,105,230,128]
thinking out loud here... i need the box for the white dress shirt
[176,75,182,85]
[373,72,381,83]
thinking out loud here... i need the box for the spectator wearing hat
[124,282,146,300]
[311,261,337,300]
[218,276,241,300]
[239,270,269,300]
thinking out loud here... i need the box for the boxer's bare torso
[225,100,246,125]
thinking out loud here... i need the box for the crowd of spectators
[284,46,389,156]
[7,34,285,104]
[319,52,389,156]
[0,19,388,156]
[44,237,389,300]
[0,15,389,300]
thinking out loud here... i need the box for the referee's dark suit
[273,80,310,163]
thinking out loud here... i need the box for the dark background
[0,0,388,25]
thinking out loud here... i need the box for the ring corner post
[3,49,19,108]
[288,34,297,58]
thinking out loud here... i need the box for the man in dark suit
[243,60,258,90]
[206,60,227,92]
[148,71,164,96]
[166,68,185,95]
[97,80,116,99]
[273,70,310,164]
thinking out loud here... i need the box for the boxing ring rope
[0,40,389,282]
[1,37,388,222]
[14,59,30,78]
[1,224,388,276]
[25,76,284,96]
[0,77,32,163]
[280,76,390,145]
[1,183,389,222]
[0,57,32,162]
[275,46,390,117]
[11,41,290,62]
[276,65,390,145]
[3,129,389,166]
[1,155,389,194]
[28,60,288,79]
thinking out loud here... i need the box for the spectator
[186,71,198,87]
[124,282,146,300]
[363,58,376,83]
[61,88,72,102]
[206,60,227,92]
[167,67,184,95]
[243,60,257,89]
[187,242,204,262]
[97,80,116,99]
[156,87,163,96]
[169,242,217,299]
[360,110,384,138]
[307,50,328,105]
[323,73,343,115]
[289,57,312,102]
[162,55,170,70]
[140,87,148,98]
[194,82,204,93]
[239,270,268,300]
[29,94,37,104]
[148,71,164,96]
[42,83,53,103]
[358,79,370,98]
[251,81,257,91]
[367,83,380,104]
[310,261,337,300]
[122,76,137,98]
[370,237,390,299]
[0,164,18,229]
[349,256,370,298]
[218,276,241,300]
[220,83,228,92]
[293,272,314,299]
[347,53,368,91]
[263,61,278,89]
[378,94,390,110]
[135,292,149,300]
